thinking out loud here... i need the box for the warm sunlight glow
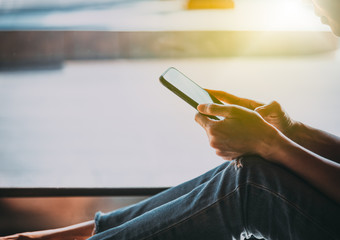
[39,0,329,32]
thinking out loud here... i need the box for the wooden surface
[1,53,340,188]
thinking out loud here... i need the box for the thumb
[254,101,280,117]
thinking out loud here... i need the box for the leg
[90,156,340,240]
[95,161,231,233]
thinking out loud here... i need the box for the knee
[213,156,275,194]
[228,155,294,189]
[213,155,297,201]
[236,155,269,169]
[231,155,304,197]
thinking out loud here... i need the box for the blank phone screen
[162,68,216,105]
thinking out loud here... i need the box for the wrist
[285,120,301,140]
[257,126,285,162]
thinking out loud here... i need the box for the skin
[0,221,95,240]
[2,93,339,240]
[1,1,340,239]
[195,90,340,204]
[202,89,340,162]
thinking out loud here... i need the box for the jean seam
[140,181,336,240]
[246,181,337,239]
[141,183,247,240]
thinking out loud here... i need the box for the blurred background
[1,0,339,236]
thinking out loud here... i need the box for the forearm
[49,220,95,239]
[287,121,340,163]
[263,130,340,204]
[10,220,95,240]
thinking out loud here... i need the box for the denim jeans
[88,156,340,240]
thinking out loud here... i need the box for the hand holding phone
[159,67,223,120]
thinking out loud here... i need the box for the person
[1,0,340,239]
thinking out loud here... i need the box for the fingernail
[197,104,207,112]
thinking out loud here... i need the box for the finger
[215,150,241,158]
[205,89,263,110]
[205,89,241,104]
[243,98,264,110]
[195,112,213,129]
[222,156,238,161]
[197,103,238,118]
[254,100,281,117]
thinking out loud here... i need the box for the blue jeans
[88,156,340,240]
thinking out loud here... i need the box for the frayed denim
[88,156,340,240]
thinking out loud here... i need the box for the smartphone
[159,67,223,120]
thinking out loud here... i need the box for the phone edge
[159,68,221,121]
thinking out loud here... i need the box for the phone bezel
[159,67,223,120]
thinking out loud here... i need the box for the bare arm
[196,103,340,203]
[287,122,340,163]
[0,220,95,240]
[264,130,340,203]
[206,89,340,163]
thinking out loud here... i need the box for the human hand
[254,101,296,137]
[206,90,295,137]
[205,89,263,111]
[195,103,278,160]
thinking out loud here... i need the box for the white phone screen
[162,68,216,105]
